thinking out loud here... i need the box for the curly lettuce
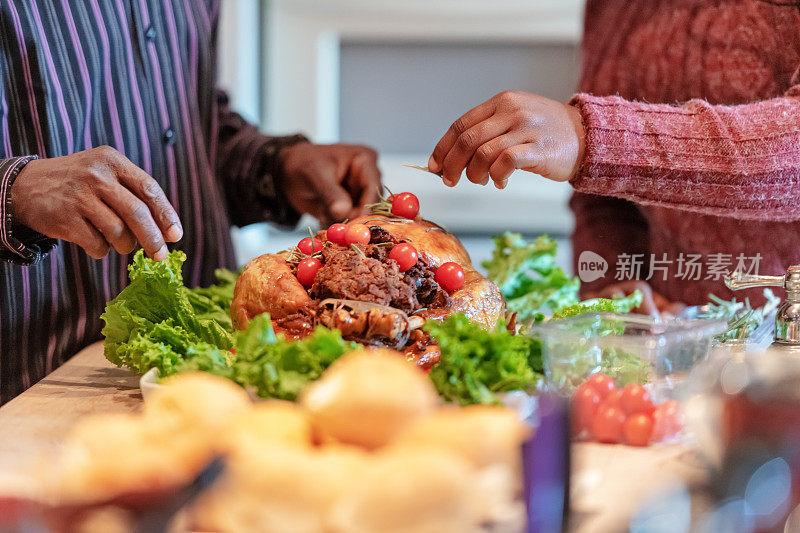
[101,250,235,374]
[425,314,543,405]
[482,233,580,323]
[551,291,643,320]
[229,314,359,401]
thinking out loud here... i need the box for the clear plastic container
[533,313,726,402]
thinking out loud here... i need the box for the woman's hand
[428,91,585,188]
[584,280,686,320]
[279,143,382,226]
[11,146,182,260]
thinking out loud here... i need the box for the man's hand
[428,91,585,189]
[11,146,182,260]
[279,143,381,226]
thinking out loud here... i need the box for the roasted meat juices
[230,215,505,369]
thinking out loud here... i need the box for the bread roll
[330,448,482,533]
[142,371,251,436]
[299,348,439,449]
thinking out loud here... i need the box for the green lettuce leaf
[101,250,234,372]
[551,291,644,320]
[482,233,580,323]
[230,314,358,401]
[425,314,543,406]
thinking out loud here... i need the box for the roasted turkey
[230,215,505,369]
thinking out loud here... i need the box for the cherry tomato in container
[297,257,323,287]
[599,389,623,410]
[435,262,465,292]
[624,413,655,446]
[298,237,323,255]
[391,192,420,219]
[572,383,602,437]
[585,373,615,400]
[592,405,626,444]
[326,223,348,246]
[345,224,371,246]
[652,400,684,441]
[619,384,655,416]
[389,243,419,272]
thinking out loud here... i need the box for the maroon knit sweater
[569,0,800,306]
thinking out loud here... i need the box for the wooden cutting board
[0,342,140,494]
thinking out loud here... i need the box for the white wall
[216,0,261,124]
[217,0,586,264]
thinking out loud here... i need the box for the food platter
[2,190,761,532]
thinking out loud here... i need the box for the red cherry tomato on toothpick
[592,405,626,444]
[619,384,655,416]
[389,243,419,272]
[435,262,465,292]
[572,383,602,437]
[345,224,371,246]
[585,373,615,400]
[624,413,655,446]
[326,223,348,246]
[391,192,420,219]
[297,257,323,287]
[298,237,323,255]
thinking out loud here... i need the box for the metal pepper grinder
[725,265,800,351]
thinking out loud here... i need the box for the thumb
[314,176,353,222]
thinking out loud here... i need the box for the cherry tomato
[652,400,684,441]
[345,223,371,246]
[296,257,323,287]
[619,384,655,416]
[326,223,349,246]
[435,262,465,292]
[585,373,615,399]
[391,192,420,219]
[592,405,627,444]
[572,383,602,437]
[298,237,323,255]
[389,243,419,272]
[599,389,623,410]
[624,413,655,446]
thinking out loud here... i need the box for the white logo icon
[578,251,607,283]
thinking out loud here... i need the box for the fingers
[488,144,542,186]
[440,117,510,187]
[465,132,525,186]
[72,218,111,260]
[633,285,660,319]
[429,100,495,174]
[113,154,182,242]
[347,150,382,218]
[101,183,169,261]
[82,199,137,254]
[307,159,354,222]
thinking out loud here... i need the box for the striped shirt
[0,0,302,404]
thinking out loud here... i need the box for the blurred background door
[217,0,586,271]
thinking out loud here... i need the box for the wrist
[6,156,39,229]
[566,103,586,181]
[266,134,310,191]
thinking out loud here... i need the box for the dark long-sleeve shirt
[0,0,301,404]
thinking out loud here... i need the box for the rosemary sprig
[365,185,409,221]
[700,289,780,342]
[350,244,366,258]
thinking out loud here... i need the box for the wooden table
[0,342,706,532]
